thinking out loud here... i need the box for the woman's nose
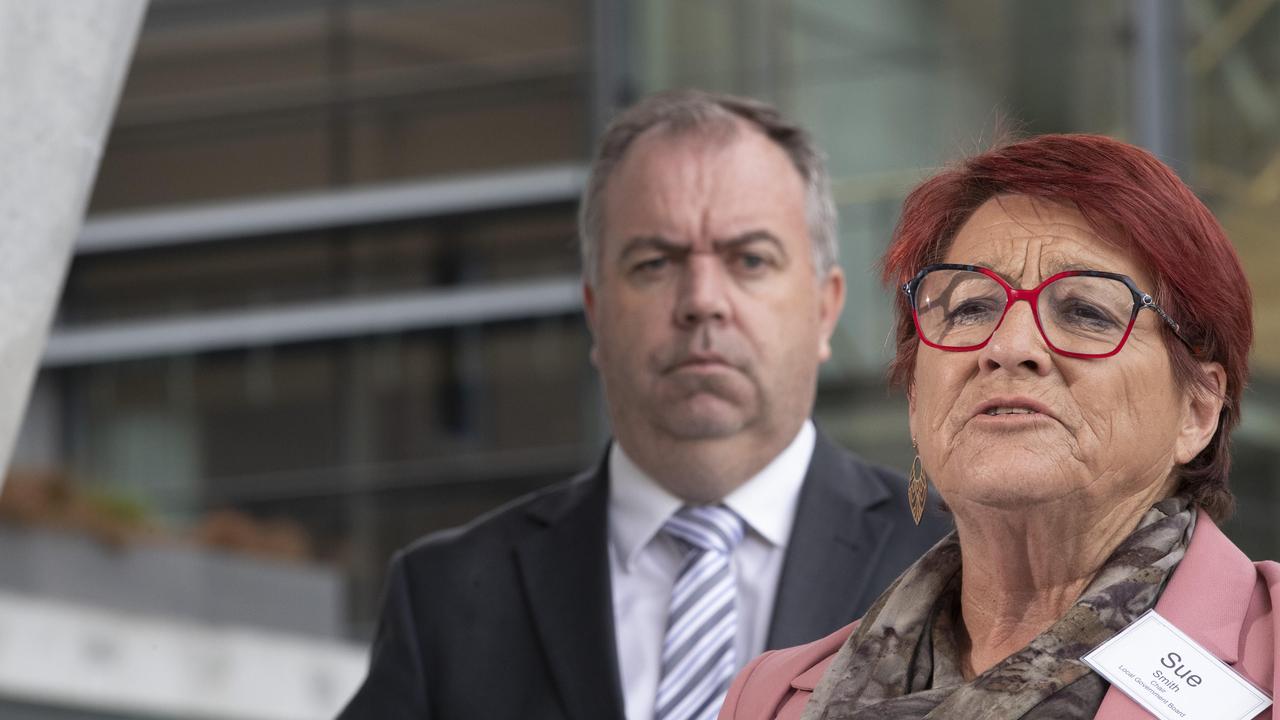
[977,300,1053,375]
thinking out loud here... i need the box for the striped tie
[654,504,745,720]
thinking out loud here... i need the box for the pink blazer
[720,511,1280,719]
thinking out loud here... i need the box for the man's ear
[583,281,597,329]
[1174,361,1226,465]
[816,267,846,362]
[583,281,600,366]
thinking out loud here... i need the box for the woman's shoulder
[1156,513,1280,699]
[1255,559,1280,583]
[719,621,858,720]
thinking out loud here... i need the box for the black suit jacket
[339,431,951,719]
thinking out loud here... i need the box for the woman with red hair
[719,134,1279,719]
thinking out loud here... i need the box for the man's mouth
[670,354,731,370]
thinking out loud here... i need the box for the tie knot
[663,504,744,554]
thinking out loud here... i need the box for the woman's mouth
[984,407,1039,416]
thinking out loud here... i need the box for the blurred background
[4,0,1280,717]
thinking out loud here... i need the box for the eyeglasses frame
[901,263,1197,359]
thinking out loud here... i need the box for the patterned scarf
[802,497,1196,720]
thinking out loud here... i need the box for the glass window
[1184,0,1280,557]
[91,0,590,211]
[57,317,593,634]
[62,203,579,324]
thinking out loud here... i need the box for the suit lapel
[515,464,625,720]
[767,430,893,649]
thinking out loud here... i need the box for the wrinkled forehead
[627,111,746,161]
[942,195,1147,286]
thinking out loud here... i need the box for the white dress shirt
[607,421,815,720]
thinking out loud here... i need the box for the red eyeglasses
[902,264,1197,359]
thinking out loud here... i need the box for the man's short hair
[578,89,838,285]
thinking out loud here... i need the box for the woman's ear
[1174,361,1226,465]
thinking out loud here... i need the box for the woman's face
[909,195,1218,514]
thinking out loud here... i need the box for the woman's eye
[946,300,998,325]
[1059,301,1118,329]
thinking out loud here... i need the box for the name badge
[1082,610,1271,720]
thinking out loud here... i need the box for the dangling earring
[908,438,927,526]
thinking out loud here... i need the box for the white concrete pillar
[0,1,148,487]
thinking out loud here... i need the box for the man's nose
[977,299,1052,375]
[673,254,732,327]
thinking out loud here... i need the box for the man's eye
[633,257,669,273]
[736,253,770,271]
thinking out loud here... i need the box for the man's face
[584,122,844,482]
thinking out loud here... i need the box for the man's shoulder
[395,467,602,570]
[807,429,901,487]
[804,432,952,538]
[829,446,907,493]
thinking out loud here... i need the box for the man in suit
[339,90,950,720]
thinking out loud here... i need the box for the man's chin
[656,406,751,440]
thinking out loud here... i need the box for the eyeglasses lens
[914,270,1136,355]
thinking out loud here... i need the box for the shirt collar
[607,420,816,572]
[723,420,814,548]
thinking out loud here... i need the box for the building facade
[4,0,1279,716]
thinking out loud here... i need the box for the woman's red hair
[882,134,1252,521]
